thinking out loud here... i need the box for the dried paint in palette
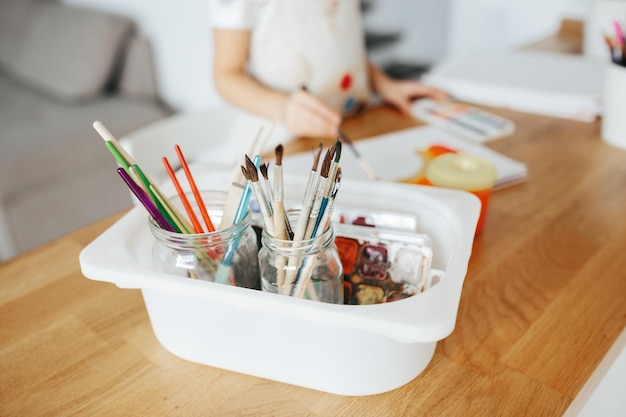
[333,222,434,305]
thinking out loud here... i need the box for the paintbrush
[273,145,293,240]
[259,162,274,209]
[338,128,379,180]
[292,169,342,299]
[215,155,261,284]
[261,162,294,240]
[304,145,333,239]
[293,143,323,241]
[291,169,341,298]
[283,143,324,290]
[242,155,275,237]
[220,125,274,228]
[317,168,342,236]
[311,140,341,237]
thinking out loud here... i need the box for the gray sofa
[0,0,170,261]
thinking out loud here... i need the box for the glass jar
[149,190,261,289]
[258,212,343,304]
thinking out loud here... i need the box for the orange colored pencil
[162,156,204,234]
[174,144,215,232]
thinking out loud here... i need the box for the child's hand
[281,89,341,138]
[378,79,448,116]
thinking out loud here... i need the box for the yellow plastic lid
[426,152,497,191]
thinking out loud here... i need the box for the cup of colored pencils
[93,121,260,288]
[245,142,345,303]
[147,189,261,288]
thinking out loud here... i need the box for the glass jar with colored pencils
[149,190,261,289]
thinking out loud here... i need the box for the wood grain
[2,31,626,417]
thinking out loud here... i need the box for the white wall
[447,0,589,58]
[61,0,219,112]
[363,0,451,66]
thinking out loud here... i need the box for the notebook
[282,126,528,190]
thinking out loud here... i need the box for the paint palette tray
[80,174,480,396]
[333,222,439,305]
[412,98,516,143]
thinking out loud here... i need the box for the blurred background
[0,0,593,261]
[61,0,589,113]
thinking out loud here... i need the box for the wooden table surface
[1,102,625,416]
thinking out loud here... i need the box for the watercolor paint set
[412,98,516,143]
[333,222,438,305]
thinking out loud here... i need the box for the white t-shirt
[208,0,371,160]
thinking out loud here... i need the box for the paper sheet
[282,126,528,190]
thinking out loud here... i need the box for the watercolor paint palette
[80,174,480,396]
[333,222,437,305]
[412,98,516,143]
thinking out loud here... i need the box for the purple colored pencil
[117,167,175,231]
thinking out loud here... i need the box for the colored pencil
[175,144,215,232]
[117,167,174,231]
[93,120,137,166]
[149,184,193,234]
[130,164,180,232]
[162,156,204,233]
[104,141,131,171]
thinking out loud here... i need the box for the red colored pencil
[174,144,215,232]
[162,156,204,234]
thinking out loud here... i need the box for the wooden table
[1,102,625,416]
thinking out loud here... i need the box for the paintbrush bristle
[337,128,352,144]
[312,142,322,171]
[241,165,250,181]
[275,144,283,166]
[328,143,336,162]
[260,162,270,180]
[320,147,332,178]
[245,154,259,182]
[334,139,342,162]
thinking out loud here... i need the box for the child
[209,0,446,155]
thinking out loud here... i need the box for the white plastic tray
[79,173,480,396]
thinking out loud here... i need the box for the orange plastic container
[425,152,497,234]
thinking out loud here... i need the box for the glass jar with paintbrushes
[258,209,343,303]
[244,142,344,303]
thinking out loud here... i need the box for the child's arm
[213,28,341,138]
[368,61,448,116]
